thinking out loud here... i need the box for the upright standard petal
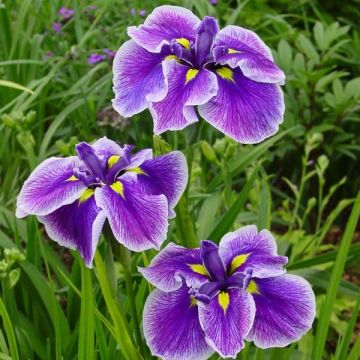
[143,286,213,360]
[94,175,168,251]
[92,137,123,158]
[133,151,188,218]
[127,5,200,52]
[38,194,106,267]
[198,288,255,358]
[112,40,168,117]
[16,157,86,217]
[219,225,287,278]
[139,243,208,292]
[199,67,284,144]
[213,26,285,84]
[246,275,316,348]
[150,60,218,134]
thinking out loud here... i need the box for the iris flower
[16,137,187,267]
[113,5,285,144]
[141,225,315,359]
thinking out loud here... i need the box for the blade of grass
[335,291,360,360]
[0,80,34,94]
[94,252,143,360]
[78,262,94,360]
[0,297,19,360]
[312,190,360,359]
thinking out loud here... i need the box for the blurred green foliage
[0,0,360,359]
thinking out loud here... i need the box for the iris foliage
[0,0,360,359]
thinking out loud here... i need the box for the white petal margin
[127,5,201,53]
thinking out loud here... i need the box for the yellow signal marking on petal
[185,68,199,84]
[190,297,197,307]
[229,253,250,274]
[127,166,146,175]
[110,181,125,198]
[108,155,120,168]
[79,188,95,203]
[66,175,78,181]
[189,263,208,276]
[228,48,240,54]
[176,38,190,50]
[216,67,235,82]
[218,291,230,313]
[165,54,179,61]
[247,280,260,294]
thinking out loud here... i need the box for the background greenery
[0,0,360,359]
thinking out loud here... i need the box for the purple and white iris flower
[141,225,315,359]
[113,5,285,144]
[16,137,187,267]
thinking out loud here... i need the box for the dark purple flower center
[193,240,249,303]
[168,16,219,69]
[74,142,132,187]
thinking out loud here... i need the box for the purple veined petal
[131,151,187,218]
[199,67,284,144]
[94,174,168,251]
[245,274,316,348]
[150,60,218,134]
[92,137,123,158]
[219,225,288,278]
[213,25,285,84]
[38,193,106,267]
[143,285,213,360]
[127,149,153,169]
[112,40,168,118]
[16,157,86,217]
[198,288,255,358]
[139,242,208,292]
[127,5,201,53]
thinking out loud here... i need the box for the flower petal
[198,288,255,358]
[128,5,200,52]
[133,151,188,218]
[16,157,86,217]
[128,149,153,168]
[92,137,123,158]
[219,225,287,278]
[38,194,106,267]
[199,67,284,143]
[94,175,168,251]
[112,40,168,117]
[143,285,213,360]
[139,242,208,292]
[246,275,316,348]
[213,25,285,84]
[150,60,218,134]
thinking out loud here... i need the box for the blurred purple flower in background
[130,8,136,16]
[113,5,285,144]
[141,226,315,359]
[210,0,218,5]
[59,7,75,20]
[139,9,146,17]
[103,48,116,59]
[52,22,62,33]
[88,53,106,65]
[16,137,188,267]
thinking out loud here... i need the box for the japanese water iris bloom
[16,137,187,267]
[113,6,285,144]
[140,226,315,359]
